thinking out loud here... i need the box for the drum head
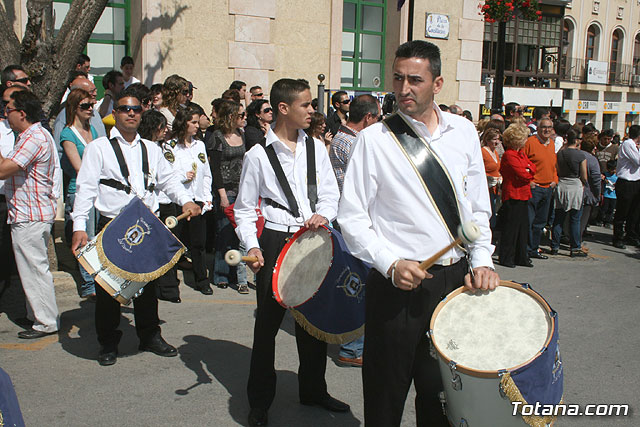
[273,227,333,308]
[431,284,551,372]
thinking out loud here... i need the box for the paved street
[0,225,639,426]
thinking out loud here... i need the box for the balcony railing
[560,57,639,86]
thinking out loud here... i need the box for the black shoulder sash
[382,113,462,242]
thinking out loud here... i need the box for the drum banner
[289,228,370,345]
[500,314,564,427]
[96,197,186,282]
[0,367,25,427]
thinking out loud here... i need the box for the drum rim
[77,250,131,305]
[429,281,555,378]
[272,225,334,309]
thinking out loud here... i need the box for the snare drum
[429,282,563,427]
[77,239,146,305]
[272,226,370,344]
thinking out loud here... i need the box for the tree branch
[0,2,22,68]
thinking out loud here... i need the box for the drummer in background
[71,87,201,366]
[234,78,346,427]
[338,40,499,426]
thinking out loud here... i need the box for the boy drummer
[234,78,347,426]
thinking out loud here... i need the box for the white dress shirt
[235,127,340,251]
[0,120,15,195]
[166,138,213,203]
[616,138,640,181]
[72,127,192,232]
[338,107,495,277]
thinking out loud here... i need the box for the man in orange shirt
[523,118,558,259]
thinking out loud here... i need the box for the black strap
[383,114,462,241]
[264,144,300,218]
[99,178,131,194]
[305,137,317,213]
[104,137,154,193]
[109,137,130,188]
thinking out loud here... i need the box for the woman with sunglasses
[60,88,99,299]
[244,99,273,149]
[164,105,213,295]
[158,74,189,132]
[209,100,249,294]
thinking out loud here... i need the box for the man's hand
[464,266,500,291]
[388,260,433,291]
[247,247,264,273]
[530,182,538,189]
[183,202,202,220]
[304,214,328,231]
[185,171,195,181]
[71,231,88,254]
[550,181,557,189]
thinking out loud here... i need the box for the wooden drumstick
[418,221,482,271]
[224,249,259,266]
[165,211,193,229]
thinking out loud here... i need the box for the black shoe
[248,408,268,426]
[613,241,627,249]
[301,395,350,413]
[214,282,229,289]
[517,260,534,268]
[98,350,117,366]
[626,238,640,246]
[499,261,516,268]
[17,328,56,339]
[529,251,548,260]
[571,250,588,258]
[549,248,559,255]
[139,335,178,357]
[198,284,213,295]
[158,295,181,303]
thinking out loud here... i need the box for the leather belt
[264,220,301,233]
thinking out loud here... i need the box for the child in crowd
[600,160,617,228]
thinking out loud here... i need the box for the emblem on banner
[118,218,152,253]
[336,269,365,302]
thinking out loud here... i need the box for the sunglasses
[115,105,143,114]
[4,105,20,115]
[239,112,246,118]
[253,93,264,97]
[261,107,272,114]
[79,102,95,110]
[11,77,30,84]
[341,99,351,104]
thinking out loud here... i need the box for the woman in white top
[164,105,213,295]
[157,75,189,132]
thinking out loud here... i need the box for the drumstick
[224,249,259,266]
[165,211,192,229]
[418,221,482,271]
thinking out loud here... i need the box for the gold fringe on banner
[290,308,364,345]
[95,217,186,283]
[500,372,562,427]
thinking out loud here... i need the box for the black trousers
[184,201,207,284]
[247,228,328,410]
[95,216,161,350]
[499,199,530,265]
[613,178,640,242]
[363,259,467,427]
[155,203,181,300]
[0,196,15,284]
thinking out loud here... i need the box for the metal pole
[317,74,325,115]
[491,21,506,114]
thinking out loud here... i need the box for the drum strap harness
[100,137,155,195]
[262,137,317,218]
[382,113,464,247]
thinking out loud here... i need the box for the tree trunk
[1,0,109,119]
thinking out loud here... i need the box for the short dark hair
[606,159,617,171]
[221,89,241,103]
[270,78,310,117]
[462,110,473,121]
[505,102,520,117]
[1,65,26,84]
[554,118,571,138]
[67,70,89,88]
[599,128,614,138]
[76,54,90,66]
[566,129,579,146]
[395,40,441,78]
[485,118,505,133]
[628,125,640,140]
[532,107,549,121]
[114,87,141,106]
[139,109,167,141]
[331,90,348,108]
[10,90,42,124]
[438,104,449,112]
[348,94,379,123]
[229,80,246,91]
[250,86,261,92]
[150,83,163,96]
[120,56,134,67]
[127,82,151,106]
[583,123,598,134]
[102,70,123,90]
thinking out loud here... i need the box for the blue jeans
[65,192,99,297]
[527,186,553,254]
[212,195,247,285]
[551,208,583,251]
[339,335,364,358]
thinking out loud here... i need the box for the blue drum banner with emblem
[0,367,25,427]
[291,228,370,344]
[500,309,564,427]
[96,197,186,282]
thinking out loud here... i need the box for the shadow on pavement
[0,277,29,329]
[177,336,361,426]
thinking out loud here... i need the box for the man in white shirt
[338,40,499,426]
[612,124,640,248]
[71,88,201,366]
[234,78,347,426]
